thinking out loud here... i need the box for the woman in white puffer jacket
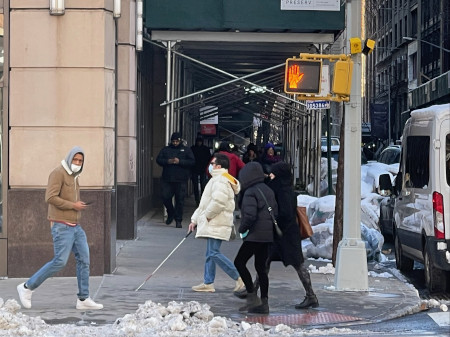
[188,153,244,293]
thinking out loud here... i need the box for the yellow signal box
[350,37,362,54]
[332,60,353,96]
[284,58,322,95]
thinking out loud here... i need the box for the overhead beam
[151,30,335,44]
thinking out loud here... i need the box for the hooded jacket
[238,162,277,242]
[267,161,304,267]
[156,141,195,182]
[191,167,240,241]
[45,146,84,224]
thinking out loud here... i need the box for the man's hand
[188,222,197,232]
[73,201,87,211]
[172,157,180,164]
[288,64,304,88]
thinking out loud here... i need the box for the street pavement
[0,197,421,329]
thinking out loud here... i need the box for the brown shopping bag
[296,206,313,239]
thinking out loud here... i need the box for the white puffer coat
[191,168,240,241]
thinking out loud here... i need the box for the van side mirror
[378,174,393,196]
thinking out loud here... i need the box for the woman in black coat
[234,161,278,314]
[266,161,319,309]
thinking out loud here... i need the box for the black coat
[238,162,278,243]
[156,143,195,182]
[267,162,304,268]
[191,144,211,174]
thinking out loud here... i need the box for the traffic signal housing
[284,58,322,95]
[332,59,353,96]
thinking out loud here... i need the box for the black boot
[248,297,269,314]
[295,295,319,309]
[239,293,260,312]
[233,277,260,299]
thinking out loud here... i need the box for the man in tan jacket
[188,153,244,293]
[17,146,103,310]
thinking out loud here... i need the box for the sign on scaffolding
[199,105,218,124]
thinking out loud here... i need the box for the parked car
[378,174,396,240]
[321,137,340,161]
[377,145,401,165]
[320,137,368,164]
[379,103,450,293]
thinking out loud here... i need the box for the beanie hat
[264,142,275,150]
[171,132,182,141]
[218,141,230,152]
[247,143,257,152]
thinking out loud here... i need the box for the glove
[240,230,249,239]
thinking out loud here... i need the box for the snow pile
[299,162,398,262]
[0,297,371,337]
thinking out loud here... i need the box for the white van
[380,103,450,292]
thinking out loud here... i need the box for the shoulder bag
[256,187,283,238]
[296,206,313,239]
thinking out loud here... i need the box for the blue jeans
[26,223,90,299]
[204,238,239,284]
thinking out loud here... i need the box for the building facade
[0,0,142,277]
[365,0,450,144]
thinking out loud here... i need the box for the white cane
[135,231,193,291]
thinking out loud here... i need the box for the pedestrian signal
[284,59,322,95]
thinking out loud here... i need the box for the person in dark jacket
[260,142,281,175]
[156,132,195,228]
[190,136,212,206]
[234,161,278,314]
[243,143,259,164]
[267,161,319,309]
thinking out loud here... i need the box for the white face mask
[71,164,82,173]
[208,164,214,174]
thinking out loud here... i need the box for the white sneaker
[191,283,215,292]
[76,297,103,310]
[233,277,245,292]
[17,283,33,309]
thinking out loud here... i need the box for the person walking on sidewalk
[17,146,103,310]
[216,141,245,178]
[266,161,319,309]
[234,161,277,314]
[190,136,212,206]
[156,132,195,228]
[188,153,245,293]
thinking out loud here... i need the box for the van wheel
[394,234,413,272]
[424,243,447,293]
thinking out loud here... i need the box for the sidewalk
[0,197,421,329]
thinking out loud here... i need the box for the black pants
[191,172,207,203]
[161,180,187,222]
[234,241,270,299]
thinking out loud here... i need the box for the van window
[405,136,429,189]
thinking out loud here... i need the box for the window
[411,9,417,37]
[404,136,430,189]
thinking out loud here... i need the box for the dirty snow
[0,297,370,336]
